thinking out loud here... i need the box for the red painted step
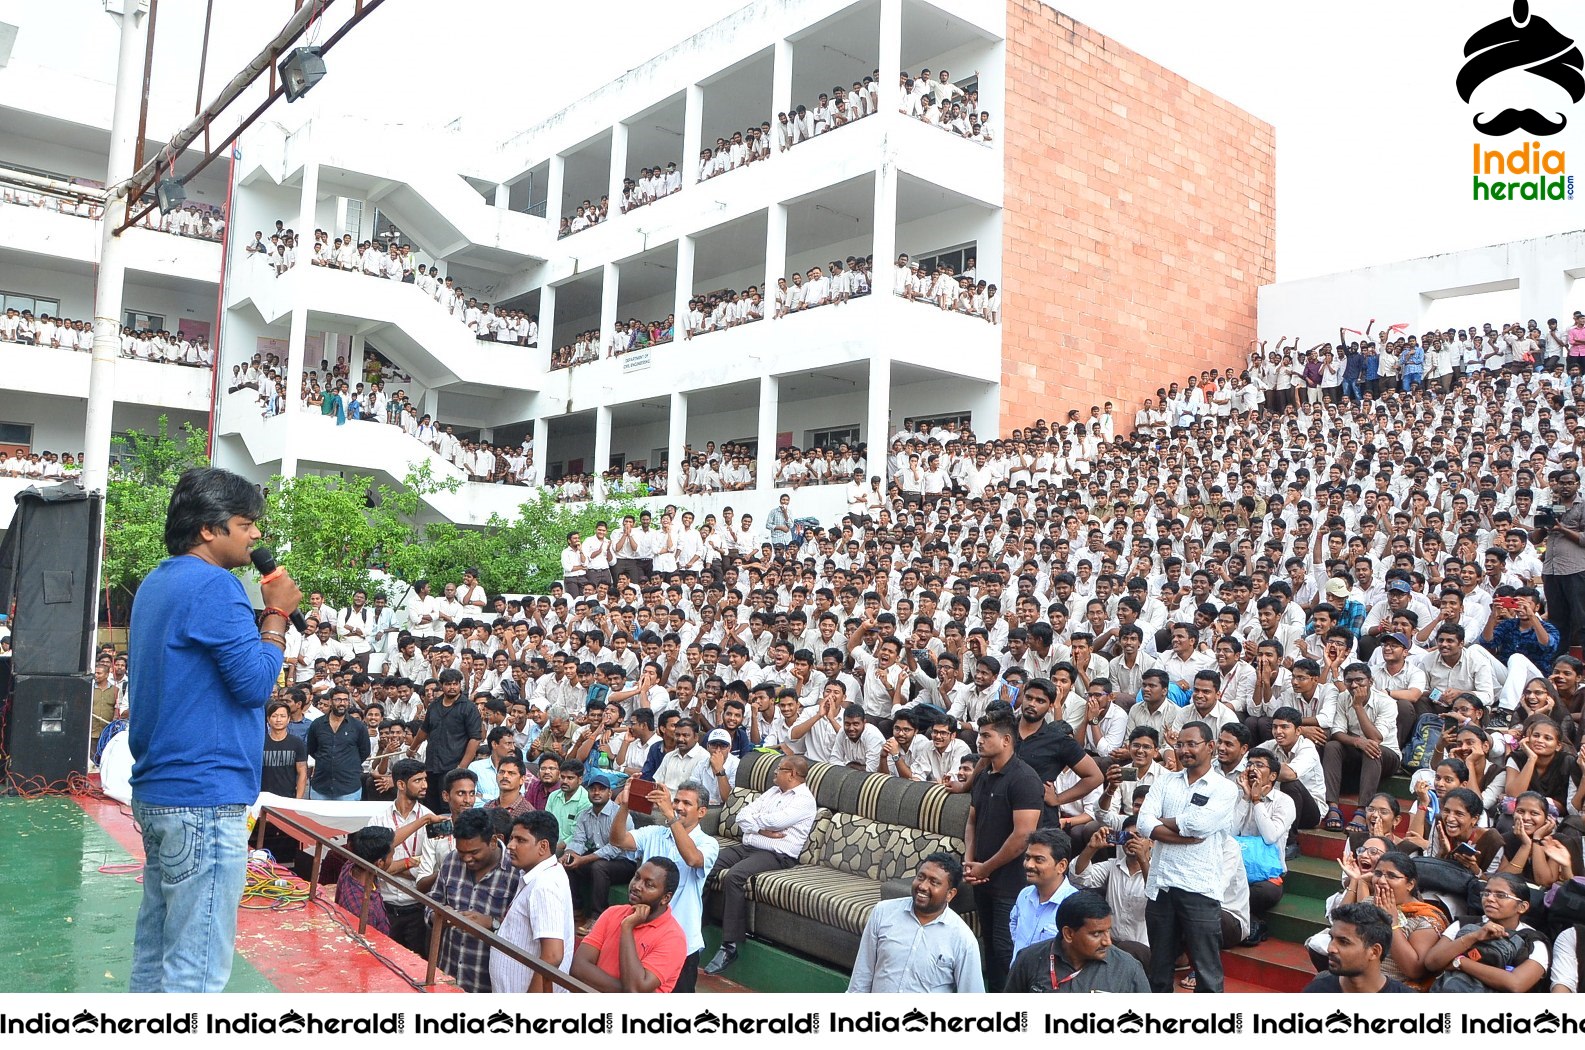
[1223,938,1318,994]
[1174,974,1274,993]
[1299,828,1349,860]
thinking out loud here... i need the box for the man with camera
[1540,469,1585,663]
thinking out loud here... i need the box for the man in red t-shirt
[570,858,686,992]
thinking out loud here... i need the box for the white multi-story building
[214,0,1005,524]
[0,0,1276,528]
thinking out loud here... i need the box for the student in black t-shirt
[1302,902,1415,993]
[261,700,308,866]
[262,700,307,798]
[966,708,1045,990]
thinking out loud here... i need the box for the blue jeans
[130,801,250,992]
[308,786,363,802]
[1341,378,1360,401]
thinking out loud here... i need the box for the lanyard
[1048,949,1083,990]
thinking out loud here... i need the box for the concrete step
[1285,853,1345,900]
[1265,892,1330,944]
[1298,827,1350,860]
[1223,937,1319,993]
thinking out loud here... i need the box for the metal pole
[84,1,148,499]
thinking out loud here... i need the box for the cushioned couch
[700,750,972,971]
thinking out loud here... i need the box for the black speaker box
[0,484,101,676]
[6,673,91,787]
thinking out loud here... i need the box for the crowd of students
[1,305,214,366]
[219,304,1585,994]
[2,179,226,242]
[555,66,990,241]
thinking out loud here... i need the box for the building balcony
[556,286,999,407]
[241,118,554,271]
[0,201,222,287]
[0,342,212,414]
[228,260,548,393]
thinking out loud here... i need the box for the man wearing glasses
[1136,720,1237,992]
[1321,663,1400,832]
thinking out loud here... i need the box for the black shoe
[1285,839,1301,861]
[703,944,738,974]
[1240,920,1269,948]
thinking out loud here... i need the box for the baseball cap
[586,771,616,789]
[1325,579,1350,598]
[706,729,733,747]
[1380,632,1410,649]
[1387,580,1412,594]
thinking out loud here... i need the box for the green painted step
[1284,854,1345,900]
[1265,891,1330,944]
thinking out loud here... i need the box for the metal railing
[254,806,596,992]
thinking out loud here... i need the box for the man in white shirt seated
[701,755,818,974]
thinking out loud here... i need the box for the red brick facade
[1000,1,1275,429]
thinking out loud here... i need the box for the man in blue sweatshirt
[128,468,300,992]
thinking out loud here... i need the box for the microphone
[250,547,308,632]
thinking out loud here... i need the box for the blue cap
[586,771,615,789]
[1381,632,1411,648]
[1387,580,1412,594]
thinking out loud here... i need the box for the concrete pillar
[676,234,696,337]
[667,391,689,497]
[540,282,557,355]
[546,154,566,222]
[765,203,788,311]
[493,183,509,209]
[878,0,902,115]
[600,262,620,356]
[866,353,891,476]
[348,332,365,386]
[480,427,495,443]
[1520,258,1571,332]
[280,157,319,480]
[873,159,898,278]
[335,196,350,233]
[594,405,613,484]
[533,416,551,485]
[771,38,793,126]
[423,387,440,420]
[609,122,629,212]
[682,84,704,188]
[757,374,779,493]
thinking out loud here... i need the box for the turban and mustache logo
[1458,0,1584,135]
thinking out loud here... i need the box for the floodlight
[279,46,326,102]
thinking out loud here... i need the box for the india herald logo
[1458,0,1584,135]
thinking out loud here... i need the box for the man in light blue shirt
[1008,827,1078,960]
[611,778,719,992]
[848,853,984,993]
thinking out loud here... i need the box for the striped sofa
[701,750,971,971]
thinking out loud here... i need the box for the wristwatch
[1451,955,1464,971]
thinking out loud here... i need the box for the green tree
[102,416,210,616]
[389,490,646,596]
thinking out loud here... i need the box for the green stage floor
[0,796,275,993]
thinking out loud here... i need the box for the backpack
[1402,712,1446,772]
[1430,924,1547,993]
[1545,877,1585,938]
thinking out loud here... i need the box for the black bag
[1410,855,1485,913]
[1545,877,1585,939]
[1430,924,1546,993]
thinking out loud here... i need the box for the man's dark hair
[977,709,1017,738]
[390,757,425,784]
[642,856,682,897]
[510,809,561,845]
[1025,826,1071,863]
[164,467,266,555]
[443,768,479,792]
[1056,889,1111,932]
[347,825,394,865]
[920,851,964,891]
[452,807,493,844]
[497,755,525,776]
[1330,901,1393,957]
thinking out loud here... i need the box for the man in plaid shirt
[430,808,518,992]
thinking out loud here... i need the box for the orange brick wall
[1000,1,1275,429]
